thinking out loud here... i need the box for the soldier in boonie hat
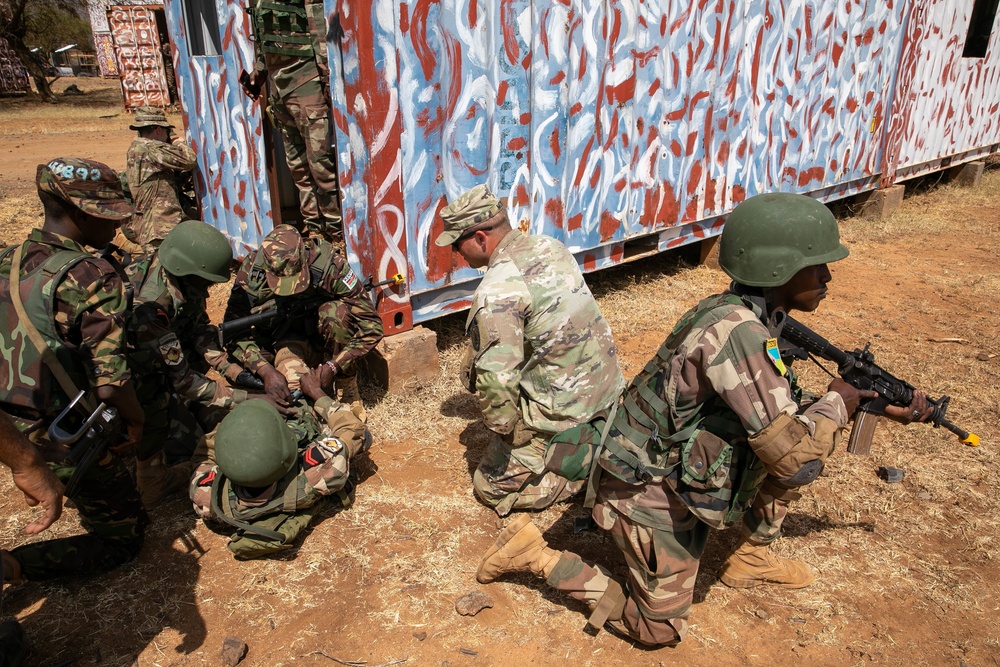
[435,184,505,247]
[128,106,174,131]
[36,157,134,221]
[261,224,310,296]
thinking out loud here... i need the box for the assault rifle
[780,316,980,454]
[218,295,329,346]
[47,391,125,497]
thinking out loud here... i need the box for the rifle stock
[780,316,980,453]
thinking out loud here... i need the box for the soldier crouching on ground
[223,224,383,415]
[126,220,289,508]
[189,367,370,559]
[436,185,624,516]
[475,193,933,646]
[0,158,149,583]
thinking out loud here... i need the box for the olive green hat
[159,220,233,283]
[215,400,299,488]
[129,106,174,131]
[719,192,849,287]
[435,184,504,246]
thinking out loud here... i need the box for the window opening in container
[963,0,999,58]
[183,0,222,56]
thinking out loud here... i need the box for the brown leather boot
[136,454,193,509]
[476,514,562,584]
[1,550,23,584]
[718,540,814,589]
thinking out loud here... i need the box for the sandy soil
[1,80,998,667]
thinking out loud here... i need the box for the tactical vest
[599,293,769,527]
[0,244,92,419]
[243,238,343,307]
[251,0,316,58]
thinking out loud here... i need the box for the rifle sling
[9,243,96,414]
[211,475,288,543]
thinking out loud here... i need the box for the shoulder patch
[341,267,359,291]
[158,333,184,366]
[764,337,787,377]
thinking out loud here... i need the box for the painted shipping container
[158,0,999,335]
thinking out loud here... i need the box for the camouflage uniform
[225,225,383,389]
[124,108,198,249]
[126,252,246,461]
[440,185,623,516]
[0,159,147,580]
[248,0,342,242]
[190,395,367,558]
[543,292,848,645]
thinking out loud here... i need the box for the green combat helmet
[159,220,233,283]
[215,400,298,488]
[719,193,848,287]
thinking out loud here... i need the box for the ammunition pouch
[747,412,836,488]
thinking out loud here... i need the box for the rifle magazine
[847,412,881,456]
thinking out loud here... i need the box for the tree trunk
[7,34,57,103]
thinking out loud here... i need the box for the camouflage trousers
[134,373,208,464]
[473,430,584,516]
[269,300,366,387]
[9,451,148,582]
[544,480,790,646]
[269,80,343,245]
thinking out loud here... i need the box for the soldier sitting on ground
[0,158,148,583]
[189,367,369,559]
[224,224,383,415]
[123,106,199,252]
[475,192,933,647]
[126,220,288,508]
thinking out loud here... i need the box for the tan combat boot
[718,540,814,589]
[1,550,23,585]
[136,454,193,509]
[336,376,366,422]
[476,514,562,584]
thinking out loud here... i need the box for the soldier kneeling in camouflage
[189,367,370,559]
[475,193,933,646]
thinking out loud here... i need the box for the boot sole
[476,514,532,584]
[718,572,814,589]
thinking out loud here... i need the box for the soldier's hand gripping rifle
[780,316,980,454]
[47,391,125,497]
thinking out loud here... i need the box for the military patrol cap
[435,184,504,247]
[129,106,174,130]
[36,157,134,221]
[215,400,298,488]
[261,224,310,296]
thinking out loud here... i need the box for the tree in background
[1,0,93,103]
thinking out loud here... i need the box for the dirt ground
[1,81,998,667]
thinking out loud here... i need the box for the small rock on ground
[221,637,248,666]
[455,590,494,616]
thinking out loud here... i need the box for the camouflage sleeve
[148,140,197,172]
[132,303,245,409]
[326,294,384,375]
[702,314,848,436]
[299,436,351,496]
[313,396,366,454]
[190,310,243,382]
[468,269,531,435]
[189,461,217,520]
[56,258,131,387]
[224,266,269,373]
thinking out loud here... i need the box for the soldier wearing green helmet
[190,367,369,559]
[475,192,933,647]
[125,221,286,508]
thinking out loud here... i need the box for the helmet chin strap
[731,282,788,337]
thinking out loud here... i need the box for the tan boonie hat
[261,224,310,296]
[435,184,504,246]
[36,157,134,221]
[129,106,174,130]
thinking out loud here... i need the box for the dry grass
[0,78,140,136]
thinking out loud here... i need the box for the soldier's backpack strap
[8,243,96,413]
[210,474,288,543]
